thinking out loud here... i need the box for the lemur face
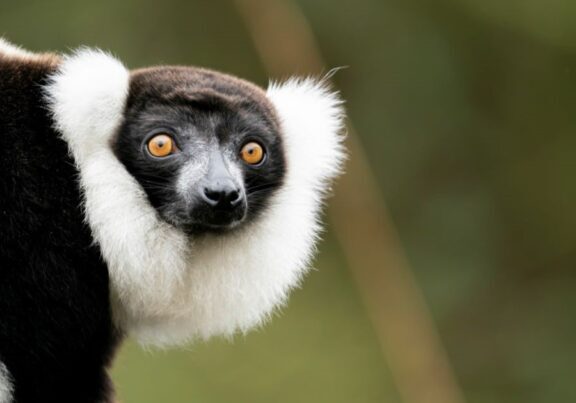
[113,67,286,235]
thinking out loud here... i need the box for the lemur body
[0,47,117,402]
[0,40,345,403]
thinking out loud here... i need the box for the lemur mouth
[182,213,247,236]
[183,223,240,236]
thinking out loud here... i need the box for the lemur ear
[45,49,129,161]
[266,78,347,193]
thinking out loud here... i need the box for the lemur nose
[202,179,242,208]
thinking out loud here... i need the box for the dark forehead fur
[128,67,280,132]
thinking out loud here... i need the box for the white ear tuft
[45,49,130,162]
[267,78,347,194]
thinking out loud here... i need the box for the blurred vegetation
[2,0,576,402]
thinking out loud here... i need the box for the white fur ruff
[0,362,13,403]
[45,49,346,346]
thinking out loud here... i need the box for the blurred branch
[234,1,467,403]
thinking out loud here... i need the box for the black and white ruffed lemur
[0,39,345,403]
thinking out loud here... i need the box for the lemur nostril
[203,188,221,203]
[228,190,242,206]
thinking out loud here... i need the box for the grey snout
[199,150,246,218]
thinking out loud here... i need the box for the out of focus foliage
[1,0,575,402]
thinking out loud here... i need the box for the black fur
[0,55,118,402]
[114,67,286,235]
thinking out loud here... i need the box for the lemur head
[46,50,345,346]
[114,67,286,235]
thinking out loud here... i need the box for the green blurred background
[2,0,576,402]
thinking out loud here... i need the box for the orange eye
[240,141,265,165]
[147,134,175,157]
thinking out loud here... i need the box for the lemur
[0,39,345,403]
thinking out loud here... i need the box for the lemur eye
[147,134,175,157]
[240,141,265,165]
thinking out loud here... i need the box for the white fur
[0,38,37,60]
[0,362,13,403]
[46,49,346,346]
